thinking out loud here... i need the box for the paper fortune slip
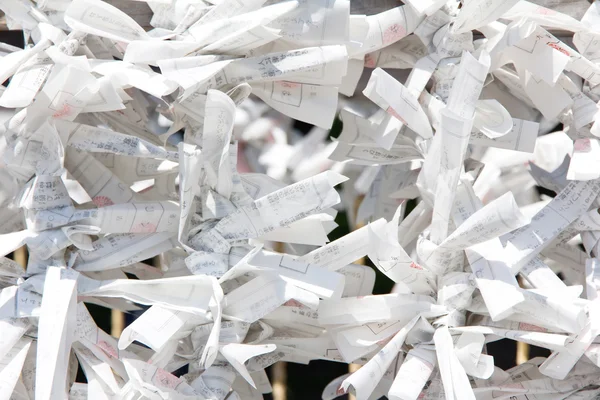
[1,0,600,399]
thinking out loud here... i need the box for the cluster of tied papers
[3,0,600,399]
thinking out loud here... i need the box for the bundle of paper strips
[2,0,600,399]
